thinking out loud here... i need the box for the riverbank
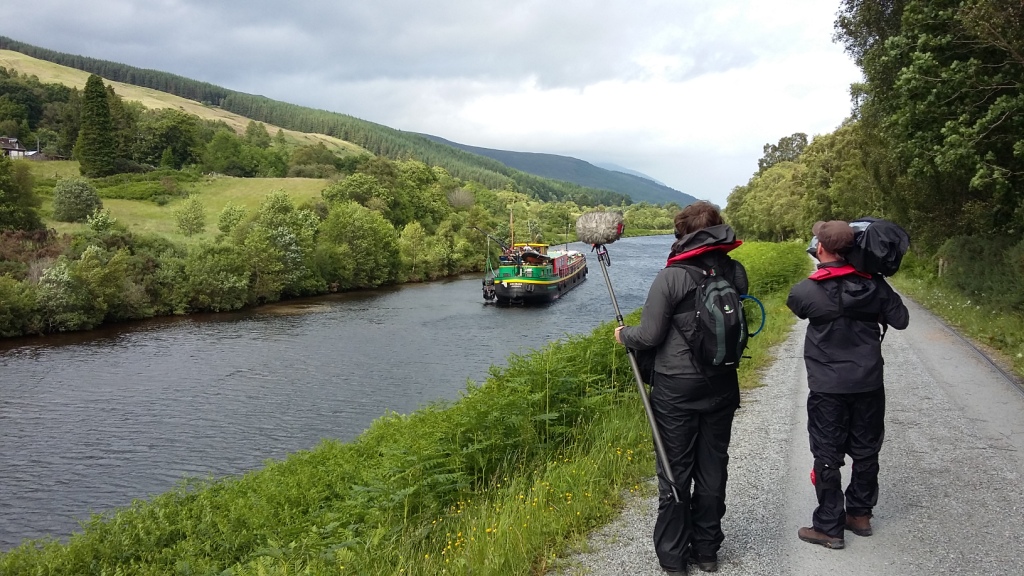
[0,241,809,575]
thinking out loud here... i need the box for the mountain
[592,162,667,186]
[420,135,696,206]
[0,37,630,207]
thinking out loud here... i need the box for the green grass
[21,159,81,181]
[890,275,1024,378]
[0,241,809,575]
[34,170,329,242]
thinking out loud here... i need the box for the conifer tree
[74,74,116,177]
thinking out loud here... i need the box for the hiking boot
[689,550,719,572]
[661,565,687,575]
[798,526,845,549]
[845,514,873,536]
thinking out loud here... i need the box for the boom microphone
[577,208,680,503]
[576,211,625,245]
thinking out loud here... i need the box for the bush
[286,163,336,179]
[935,235,1024,311]
[731,240,811,295]
[173,195,206,237]
[91,170,199,202]
[0,275,40,336]
[86,208,117,232]
[51,177,102,222]
[182,242,250,312]
[318,201,399,289]
[37,256,102,331]
[217,203,247,235]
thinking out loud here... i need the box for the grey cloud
[3,0,798,90]
[0,0,855,205]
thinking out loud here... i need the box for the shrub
[37,256,103,331]
[90,170,198,202]
[86,208,117,232]
[936,235,1024,311]
[0,275,40,336]
[286,163,336,179]
[51,177,102,222]
[217,203,247,235]
[173,195,206,237]
[318,201,399,289]
[182,242,250,312]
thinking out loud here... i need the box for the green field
[28,160,330,241]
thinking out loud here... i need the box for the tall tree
[74,74,116,177]
[837,0,1024,246]
[244,121,271,148]
[105,85,138,168]
[757,133,808,174]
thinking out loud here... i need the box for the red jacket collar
[809,263,872,281]
[665,241,742,266]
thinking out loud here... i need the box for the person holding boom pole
[581,201,748,574]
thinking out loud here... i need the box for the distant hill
[0,37,630,207]
[421,135,697,206]
[593,162,667,186]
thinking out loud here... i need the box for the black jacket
[619,225,749,378]
[786,261,910,393]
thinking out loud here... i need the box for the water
[0,236,669,550]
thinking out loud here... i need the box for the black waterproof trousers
[650,371,740,572]
[806,387,886,537]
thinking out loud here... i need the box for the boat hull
[490,263,588,304]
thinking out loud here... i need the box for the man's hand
[614,326,624,345]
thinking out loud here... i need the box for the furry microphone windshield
[575,211,624,245]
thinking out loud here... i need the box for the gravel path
[558,296,1024,575]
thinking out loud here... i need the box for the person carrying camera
[786,220,909,549]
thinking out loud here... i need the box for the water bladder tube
[741,294,766,337]
[592,244,681,503]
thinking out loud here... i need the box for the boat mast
[564,211,570,252]
[509,207,514,248]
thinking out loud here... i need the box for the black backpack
[672,262,748,368]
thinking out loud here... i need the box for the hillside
[0,50,364,156]
[420,135,697,206]
[0,37,634,207]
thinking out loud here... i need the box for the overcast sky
[2,1,861,206]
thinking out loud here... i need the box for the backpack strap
[656,262,714,384]
[669,262,707,314]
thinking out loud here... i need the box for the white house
[0,137,28,159]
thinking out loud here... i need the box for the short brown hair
[674,201,724,238]
[812,220,855,253]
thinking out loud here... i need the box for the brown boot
[798,526,845,549]
[845,514,873,536]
